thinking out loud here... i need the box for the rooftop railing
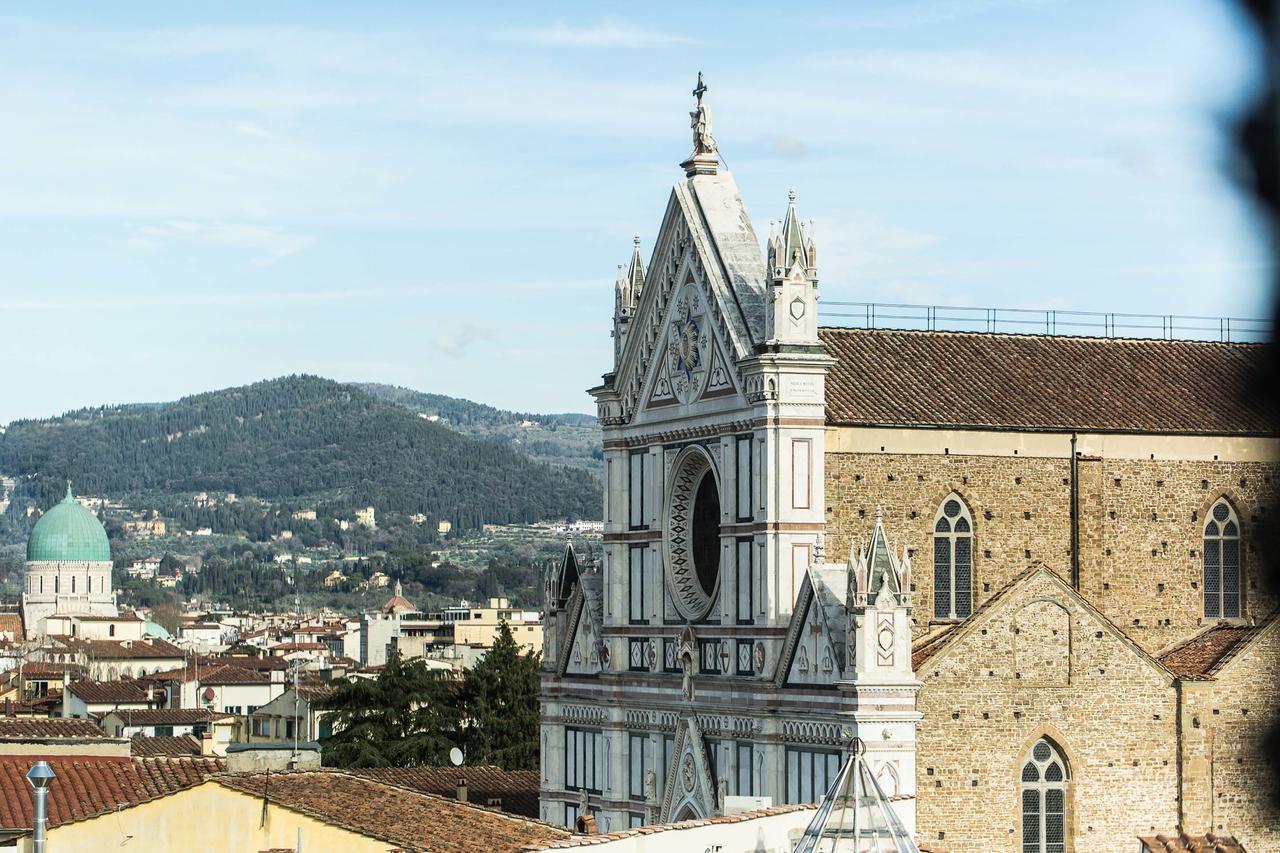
[819,301,1272,343]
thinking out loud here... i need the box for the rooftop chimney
[456,777,468,803]
[26,760,55,853]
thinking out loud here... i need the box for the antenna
[449,747,464,767]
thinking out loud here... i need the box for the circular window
[665,448,722,621]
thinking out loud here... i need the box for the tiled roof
[1158,619,1274,679]
[199,664,269,685]
[66,680,159,704]
[0,717,107,739]
[104,708,234,725]
[130,734,203,757]
[521,804,815,850]
[0,756,222,831]
[217,771,571,852]
[1139,832,1248,852]
[819,328,1274,435]
[0,614,22,637]
[0,662,81,680]
[60,638,185,660]
[349,765,541,818]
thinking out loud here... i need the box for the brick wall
[914,571,1180,853]
[824,451,1278,651]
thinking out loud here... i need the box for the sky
[0,0,1270,423]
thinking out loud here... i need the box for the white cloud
[502,22,699,48]
[432,322,495,357]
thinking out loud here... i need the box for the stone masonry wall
[915,571,1180,853]
[824,451,1278,652]
[1180,625,1280,852]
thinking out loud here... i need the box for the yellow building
[448,597,542,655]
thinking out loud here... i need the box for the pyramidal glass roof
[793,747,920,853]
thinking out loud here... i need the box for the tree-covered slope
[358,383,602,474]
[0,376,599,529]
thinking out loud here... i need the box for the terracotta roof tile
[0,756,223,831]
[349,765,541,818]
[0,718,107,739]
[105,708,234,726]
[0,614,22,637]
[58,638,185,660]
[217,771,570,852]
[1139,831,1248,852]
[66,680,160,704]
[130,734,203,757]
[819,328,1274,435]
[1158,619,1273,679]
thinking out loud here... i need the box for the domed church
[21,484,118,638]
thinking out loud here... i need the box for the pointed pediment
[612,173,766,425]
[776,568,848,687]
[659,714,717,823]
[559,574,606,677]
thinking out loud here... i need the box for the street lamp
[26,760,56,853]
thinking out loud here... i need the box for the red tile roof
[103,708,234,726]
[1139,832,1248,852]
[0,718,107,739]
[819,328,1274,435]
[217,771,570,852]
[130,734,203,757]
[349,765,541,818]
[0,614,22,638]
[59,638,185,660]
[1158,620,1272,679]
[0,756,222,831]
[65,680,159,704]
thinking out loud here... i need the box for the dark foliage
[0,375,600,533]
[317,652,462,768]
[459,621,542,771]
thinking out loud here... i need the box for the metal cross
[693,72,706,106]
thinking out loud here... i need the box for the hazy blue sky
[0,0,1269,423]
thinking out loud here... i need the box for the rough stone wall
[825,452,1072,632]
[1084,459,1277,651]
[1180,625,1280,852]
[914,571,1180,853]
[824,452,1278,651]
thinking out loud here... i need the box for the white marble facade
[539,79,919,835]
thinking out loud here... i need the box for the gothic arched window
[933,495,973,620]
[1203,499,1241,619]
[1021,737,1068,853]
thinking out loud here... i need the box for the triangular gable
[911,565,1174,684]
[557,584,604,678]
[775,569,846,688]
[659,714,717,823]
[614,174,765,425]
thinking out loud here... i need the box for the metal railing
[820,301,1271,343]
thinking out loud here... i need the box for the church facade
[539,79,1280,853]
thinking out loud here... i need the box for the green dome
[26,486,111,563]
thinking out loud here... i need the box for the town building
[538,78,1279,852]
[20,485,118,639]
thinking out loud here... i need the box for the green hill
[358,383,602,474]
[0,376,600,540]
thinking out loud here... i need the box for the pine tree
[317,651,461,768]
[461,621,541,771]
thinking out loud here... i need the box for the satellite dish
[449,747,464,767]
